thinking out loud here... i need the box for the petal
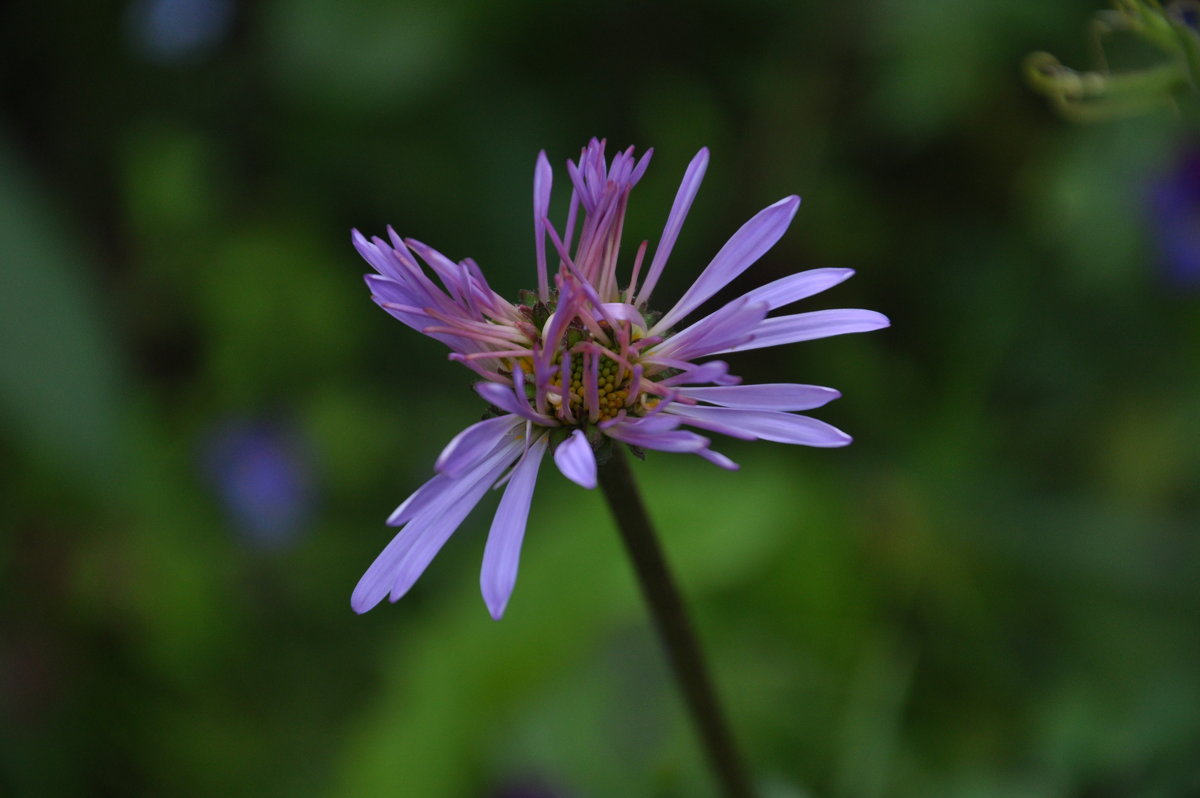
[476,381,556,425]
[351,436,523,613]
[655,359,741,387]
[385,438,525,604]
[553,429,597,489]
[435,414,524,478]
[651,297,769,362]
[637,148,709,306]
[480,436,549,619]
[652,195,800,334]
[736,268,855,311]
[604,421,710,453]
[533,150,553,300]
[677,383,841,411]
[698,448,739,470]
[667,405,852,447]
[714,309,891,354]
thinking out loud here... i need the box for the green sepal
[532,301,552,330]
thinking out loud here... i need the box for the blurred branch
[1025,0,1200,122]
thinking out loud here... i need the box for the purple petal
[552,429,597,489]
[637,148,709,306]
[476,382,556,425]
[668,406,852,447]
[386,473,450,527]
[435,415,523,478]
[715,309,891,354]
[698,448,739,470]
[480,435,549,619]
[736,268,855,311]
[533,151,553,300]
[652,297,769,362]
[653,195,800,333]
[655,359,741,387]
[351,437,524,613]
[676,383,841,411]
[604,422,710,453]
[385,439,524,605]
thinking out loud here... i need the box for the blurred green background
[2,0,1198,796]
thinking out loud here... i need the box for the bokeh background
[2,0,1198,796]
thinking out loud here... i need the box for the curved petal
[480,436,550,619]
[384,438,525,604]
[650,297,769,362]
[652,195,800,334]
[533,151,553,300]
[553,429,597,489]
[736,268,855,311]
[668,405,852,447]
[677,383,841,411]
[476,381,557,425]
[435,414,524,478]
[714,309,891,354]
[637,147,709,306]
[351,436,524,613]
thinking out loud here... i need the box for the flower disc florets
[349,138,890,618]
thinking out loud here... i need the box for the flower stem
[597,447,755,798]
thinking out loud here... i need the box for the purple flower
[351,139,889,618]
[1148,147,1200,288]
[202,418,315,548]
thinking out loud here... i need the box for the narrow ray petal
[637,148,709,306]
[668,406,852,447]
[736,268,855,311]
[652,195,800,333]
[435,414,524,477]
[714,309,890,353]
[677,383,842,411]
[384,438,525,604]
[481,436,550,619]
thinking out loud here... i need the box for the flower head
[352,139,888,618]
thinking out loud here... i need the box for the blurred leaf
[0,130,129,495]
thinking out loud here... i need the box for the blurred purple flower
[202,419,315,548]
[125,0,233,63]
[489,779,574,798]
[351,139,888,618]
[1148,147,1200,288]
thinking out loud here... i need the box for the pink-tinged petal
[553,429,597,489]
[736,268,855,311]
[351,437,523,613]
[405,238,474,305]
[637,148,709,306]
[480,435,549,619]
[668,406,852,447]
[475,382,556,425]
[677,383,841,411]
[652,195,800,334]
[533,151,553,300]
[714,309,890,353]
[435,415,524,478]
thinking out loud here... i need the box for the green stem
[597,447,755,798]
